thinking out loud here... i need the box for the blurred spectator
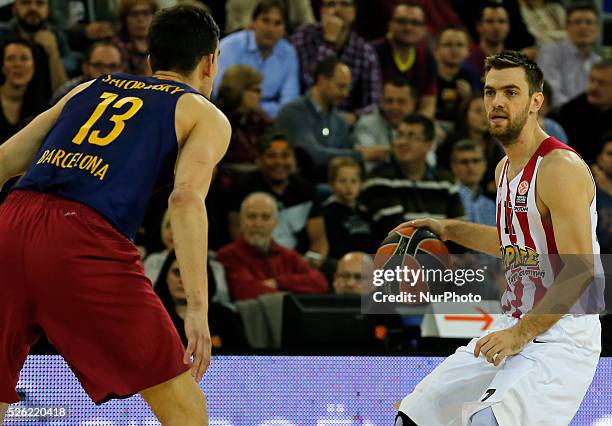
[450,139,495,226]
[554,60,612,166]
[114,0,158,76]
[143,209,173,283]
[0,0,75,89]
[322,157,374,259]
[213,0,299,118]
[518,0,566,47]
[154,251,250,351]
[216,64,272,167]
[373,1,437,118]
[225,0,315,34]
[290,0,382,120]
[353,78,414,171]
[451,0,534,52]
[434,25,481,122]
[227,134,329,265]
[333,251,374,295]
[592,132,612,253]
[217,192,328,301]
[539,80,568,144]
[537,2,600,108]
[0,39,47,143]
[467,3,510,78]
[277,57,385,181]
[49,0,117,53]
[361,114,465,242]
[51,41,123,105]
[437,93,504,197]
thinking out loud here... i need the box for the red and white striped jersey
[496,137,600,317]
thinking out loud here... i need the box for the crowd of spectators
[1,0,611,352]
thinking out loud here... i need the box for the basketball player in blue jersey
[0,5,230,424]
[393,51,602,425]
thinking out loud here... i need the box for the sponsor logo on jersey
[501,244,539,270]
[514,205,528,213]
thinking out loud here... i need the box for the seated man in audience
[435,25,481,123]
[51,41,124,104]
[361,113,465,243]
[538,1,601,108]
[554,59,612,166]
[374,1,437,118]
[322,157,374,260]
[353,79,415,172]
[227,133,329,267]
[333,251,374,296]
[591,132,612,254]
[467,2,510,79]
[449,140,495,226]
[213,0,299,118]
[290,0,381,120]
[217,192,328,301]
[277,57,387,182]
[0,0,78,89]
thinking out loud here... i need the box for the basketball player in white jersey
[394,51,602,425]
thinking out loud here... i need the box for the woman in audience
[154,251,250,352]
[437,93,504,197]
[215,64,272,169]
[0,39,47,143]
[114,0,158,75]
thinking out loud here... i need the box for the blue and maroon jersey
[17,73,201,240]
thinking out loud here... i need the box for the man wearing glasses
[373,1,437,118]
[290,0,381,123]
[537,1,601,108]
[50,40,124,104]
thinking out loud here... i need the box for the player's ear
[199,53,215,79]
[146,55,152,73]
[531,91,544,114]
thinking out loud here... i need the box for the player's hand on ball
[391,218,449,241]
[183,305,212,382]
[474,328,529,366]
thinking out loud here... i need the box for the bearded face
[488,99,530,145]
[14,0,49,33]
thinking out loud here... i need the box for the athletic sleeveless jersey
[17,73,201,240]
[496,136,601,317]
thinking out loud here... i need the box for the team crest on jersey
[501,244,539,270]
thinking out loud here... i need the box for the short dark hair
[437,24,470,43]
[257,129,292,154]
[479,1,507,21]
[484,50,544,95]
[314,56,344,81]
[542,80,553,106]
[86,41,122,63]
[384,78,416,98]
[252,0,286,21]
[402,113,435,142]
[567,1,599,21]
[148,5,220,75]
[394,1,426,19]
[451,139,485,162]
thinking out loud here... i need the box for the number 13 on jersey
[72,92,144,147]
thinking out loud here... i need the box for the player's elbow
[168,189,204,210]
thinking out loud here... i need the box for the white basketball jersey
[496,137,601,317]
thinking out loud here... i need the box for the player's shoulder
[537,148,593,201]
[539,148,589,177]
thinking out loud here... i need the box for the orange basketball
[374,226,450,303]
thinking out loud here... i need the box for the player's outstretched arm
[390,158,506,257]
[475,150,596,366]
[0,81,93,187]
[169,94,230,382]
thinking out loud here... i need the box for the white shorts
[399,315,601,426]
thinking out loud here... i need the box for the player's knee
[469,407,499,426]
[395,410,418,426]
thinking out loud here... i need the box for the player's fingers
[192,336,203,381]
[481,341,499,363]
[183,338,195,365]
[494,349,509,366]
[474,335,489,357]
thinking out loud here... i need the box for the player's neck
[153,71,187,84]
[503,124,549,172]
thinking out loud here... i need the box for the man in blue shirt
[449,139,496,226]
[212,0,299,118]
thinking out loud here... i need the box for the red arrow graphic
[443,308,493,330]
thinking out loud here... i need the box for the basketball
[374,226,450,302]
